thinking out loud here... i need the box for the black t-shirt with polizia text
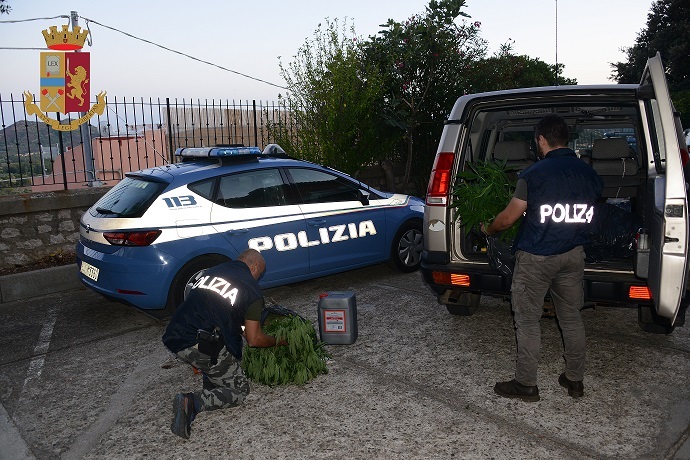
[162,260,264,359]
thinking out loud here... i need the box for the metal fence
[0,94,295,191]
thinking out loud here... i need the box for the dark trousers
[510,246,586,386]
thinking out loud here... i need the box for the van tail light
[629,286,652,300]
[432,271,471,287]
[103,230,162,246]
[426,151,455,206]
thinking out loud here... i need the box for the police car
[76,144,424,311]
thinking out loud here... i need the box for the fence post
[253,100,258,147]
[71,11,101,187]
[56,113,68,190]
[166,98,174,163]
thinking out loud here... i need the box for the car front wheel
[390,221,423,272]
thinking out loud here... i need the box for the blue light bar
[175,146,262,158]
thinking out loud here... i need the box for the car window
[216,169,288,208]
[188,178,215,200]
[91,177,167,218]
[288,168,363,204]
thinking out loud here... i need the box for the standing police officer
[481,114,603,402]
[163,248,283,438]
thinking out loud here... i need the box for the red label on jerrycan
[318,291,357,344]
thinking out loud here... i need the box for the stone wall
[0,188,108,271]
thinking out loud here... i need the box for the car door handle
[307,219,327,227]
[226,229,249,235]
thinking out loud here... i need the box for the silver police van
[421,53,689,334]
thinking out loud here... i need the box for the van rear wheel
[637,305,675,334]
[442,291,480,316]
[446,305,475,316]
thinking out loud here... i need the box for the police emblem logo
[23,22,107,132]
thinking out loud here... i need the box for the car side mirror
[358,189,370,206]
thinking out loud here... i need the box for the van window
[574,127,639,161]
[644,98,665,173]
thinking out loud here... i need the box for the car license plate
[80,261,99,281]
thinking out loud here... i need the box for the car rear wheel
[390,221,423,272]
[163,254,230,315]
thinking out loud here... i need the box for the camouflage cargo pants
[176,345,250,412]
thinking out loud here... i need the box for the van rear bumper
[421,255,651,307]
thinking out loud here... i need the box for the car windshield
[92,177,167,218]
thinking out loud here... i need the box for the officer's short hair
[238,248,265,267]
[535,114,569,147]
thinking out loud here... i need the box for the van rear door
[640,52,689,323]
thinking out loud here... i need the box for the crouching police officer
[482,114,603,402]
[162,248,283,439]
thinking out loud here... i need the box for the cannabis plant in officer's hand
[450,160,520,241]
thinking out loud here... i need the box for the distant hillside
[0,120,100,155]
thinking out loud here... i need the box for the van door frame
[639,52,689,323]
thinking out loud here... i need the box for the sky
[0,0,655,102]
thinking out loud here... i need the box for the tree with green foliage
[361,0,572,193]
[611,0,690,126]
[276,0,579,194]
[361,0,486,192]
[273,19,389,176]
[469,41,576,92]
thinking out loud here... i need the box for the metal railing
[0,93,295,191]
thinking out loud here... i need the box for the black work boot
[494,379,540,402]
[558,373,584,398]
[171,392,197,439]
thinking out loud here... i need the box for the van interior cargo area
[454,103,646,272]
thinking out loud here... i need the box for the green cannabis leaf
[242,314,330,386]
[450,160,520,241]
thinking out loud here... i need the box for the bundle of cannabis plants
[450,160,520,241]
[242,314,329,386]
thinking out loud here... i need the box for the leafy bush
[242,315,329,386]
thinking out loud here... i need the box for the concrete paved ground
[0,264,689,459]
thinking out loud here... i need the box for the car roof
[448,84,639,122]
[456,83,638,101]
[126,156,335,185]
